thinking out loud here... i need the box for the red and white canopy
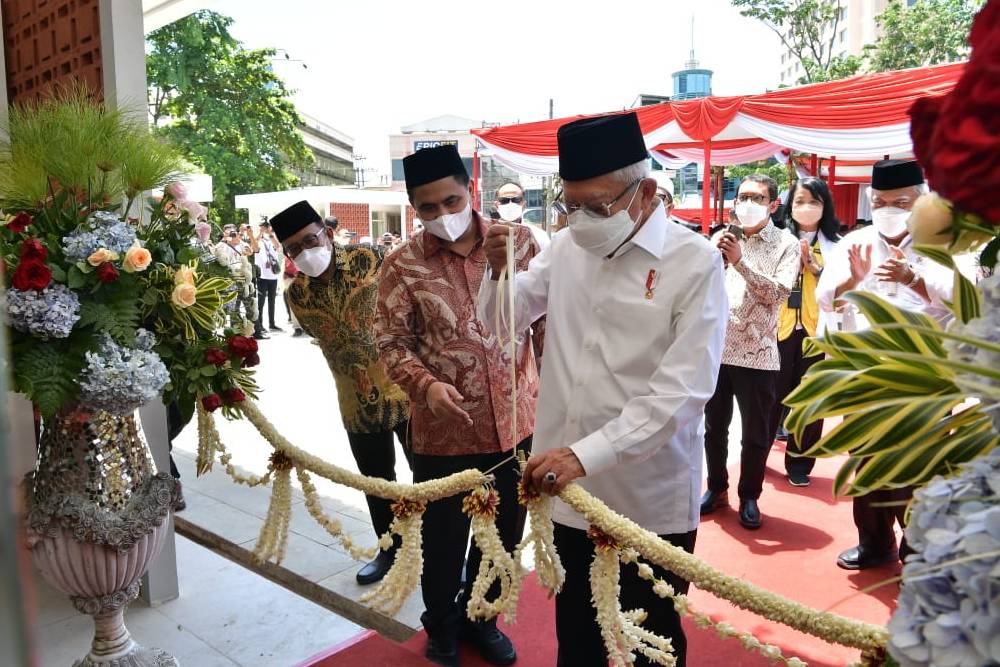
[472,62,965,176]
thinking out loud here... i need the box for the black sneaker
[461,620,516,666]
[788,472,811,487]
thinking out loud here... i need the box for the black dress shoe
[461,620,516,666]
[836,545,898,570]
[739,499,762,529]
[699,489,729,515]
[425,634,459,667]
[293,328,304,337]
[252,331,268,340]
[269,325,283,332]
[355,549,395,585]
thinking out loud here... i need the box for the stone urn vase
[24,407,181,667]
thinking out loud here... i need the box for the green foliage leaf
[77,285,141,346]
[67,265,86,289]
[48,263,67,283]
[13,342,82,418]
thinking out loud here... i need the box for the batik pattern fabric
[287,244,409,434]
[715,222,800,371]
[375,215,540,456]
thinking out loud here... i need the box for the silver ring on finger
[544,471,557,484]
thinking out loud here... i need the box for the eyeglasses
[284,231,327,258]
[497,196,523,205]
[554,178,642,219]
[736,193,769,205]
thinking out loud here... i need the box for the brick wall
[328,203,370,239]
[3,0,103,104]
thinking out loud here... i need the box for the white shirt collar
[619,201,668,260]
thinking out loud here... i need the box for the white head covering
[650,171,674,197]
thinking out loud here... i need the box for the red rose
[240,352,260,369]
[11,260,52,291]
[20,238,47,262]
[96,261,119,284]
[223,388,246,404]
[7,212,33,234]
[204,348,229,367]
[969,0,1000,52]
[226,335,258,358]
[202,394,223,412]
[908,96,943,186]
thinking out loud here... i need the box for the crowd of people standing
[221,110,959,667]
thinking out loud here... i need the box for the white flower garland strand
[560,484,889,651]
[590,537,676,667]
[296,466,378,562]
[359,501,425,616]
[627,550,809,667]
[252,459,293,564]
[240,400,488,501]
[513,489,565,596]
[463,487,523,624]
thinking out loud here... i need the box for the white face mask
[871,207,910,238]
[295,243,332,277]
[735,200,769,227]
[792,204,823,227]
[567,184,641,258]
[422,201,473,242]
[497,202,523,222]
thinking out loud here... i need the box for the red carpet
[307,444,899,666]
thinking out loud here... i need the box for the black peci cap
[557,112,649,182]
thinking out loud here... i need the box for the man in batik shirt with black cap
[375,144,541,667]
[480,111,728,667]
[270,201,410,586]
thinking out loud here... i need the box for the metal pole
[701,140,712,235]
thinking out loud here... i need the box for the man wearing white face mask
[701,174,800,531]
[816,159,953,332]
[494,181,550,250]
[269,201,411,587]
[481,112,728,667]
[375,144,542,667]
[815,159,953,571]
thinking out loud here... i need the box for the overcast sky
[209,0,784,176]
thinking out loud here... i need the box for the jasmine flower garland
[887,448,1000,667]
[62,211,137,263]
[78,332,169,415]
[6,284,80,339]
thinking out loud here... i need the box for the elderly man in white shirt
[480,112,727,667]
[816,159,953,571]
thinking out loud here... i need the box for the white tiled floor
[34,535,364,667]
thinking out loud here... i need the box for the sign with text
[413,139,459,152]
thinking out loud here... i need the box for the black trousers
[770,329,822,477]
[853,486,914,561]
[256,278,278,330]
[554,523,696,667]
[704,364,778,500]
[412,437,532,636]
[346,421,411,543]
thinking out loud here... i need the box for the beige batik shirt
[712,222,800,371]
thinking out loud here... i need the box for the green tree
[146,11,312,226]
[864,0,983,72]
[731,0,861,84]
[728,159,791,193]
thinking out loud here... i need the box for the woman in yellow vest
[771,177,842,487]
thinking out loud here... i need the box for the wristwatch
[905,264,921,288]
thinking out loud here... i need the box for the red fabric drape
[671,96,746,141]
[471,63,964,158]
[832,183,860,225]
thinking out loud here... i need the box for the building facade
[778,0,891,85]
[293,112,357,187]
